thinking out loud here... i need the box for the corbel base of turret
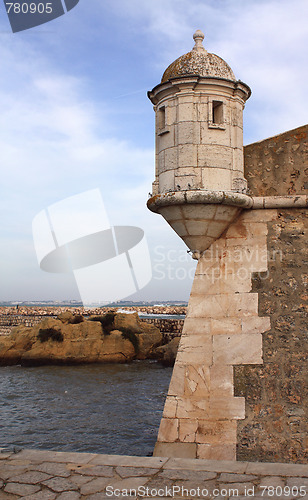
[147,190,253,256]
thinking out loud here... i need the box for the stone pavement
[0,448,307,499]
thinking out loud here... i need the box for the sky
[0,0,307,303]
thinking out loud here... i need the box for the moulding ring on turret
[147,190,253,213]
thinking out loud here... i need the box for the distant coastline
[0,304,187,317]
[0,304,186,338]
[0,300,188,308]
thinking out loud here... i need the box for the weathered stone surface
[4,483,40,495]
[80,477,112,495]
[31,462,71,477]
[57,493,81,500]
[235,209,307,464]
[8,471,52,484]
[218,473,257,483]
[0,325,36,365]
[69,474,93,487]
[0,465,29,480]
[57,311,78,324]
[158,469,217,480]
[244,124,308,197]
[155,210,271,460]
[115,467,160,478]
[153,337,180,366]
[42,477,78,492]
[73,465,113,477]
[22,492,57,500]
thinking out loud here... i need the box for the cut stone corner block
[151,202,271,462]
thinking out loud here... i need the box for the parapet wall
[244,124,308,197]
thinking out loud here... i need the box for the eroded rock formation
[0,312,162,366]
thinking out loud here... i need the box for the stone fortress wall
[234,124,308,464]
[153,124,307,464]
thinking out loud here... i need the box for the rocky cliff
[0,311,162,366]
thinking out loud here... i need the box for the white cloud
[0,37,160,300]
[101,0,308,141]
[0,0,306,301]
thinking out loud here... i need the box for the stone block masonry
[235,209,308,464]
[154,209,273,461]
[153,125,307,463]
[232,125,308,464]
[0,314,57,335]
[244,124,308,197]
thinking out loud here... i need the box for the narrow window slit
[212,101,224,125]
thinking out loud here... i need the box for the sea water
[0,361,172,456]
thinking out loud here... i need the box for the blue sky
[0,0,307,302]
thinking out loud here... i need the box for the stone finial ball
[193,29,205,41]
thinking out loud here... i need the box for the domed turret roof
[161,30,236,83]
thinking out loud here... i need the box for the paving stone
[116,466,160,478]
[69,474,93,486]
[80,477,113,495]
[0,491,19,499]
[258,476,286,488]
[4,483,41,495]
[12,450,58,463]
[0,466,29,480]
[99,476,149,495]
[85,495,137,500]
[41,477,78,493]
[30,462,72,477]
[57,493,81,500]
[172,480,216,497]
[21,490,57,500]
[90,455,167,468]
[229,497,253,500]
[163,458,248,473]
[49,452,97,464]
[74,465,114,477]
[218,472,257,482]
[218,482,256,495]
[158,469,217,480]
[246,462,308,477]
[8,471,52,484]
[286,478,308,488]
[6,460,31,466]
[143,477,175,491]
[14,450,96,465]
[254,496,300,500]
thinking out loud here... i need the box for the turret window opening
[157,105,169,136]
[212,101,224,125]
[158,106,166,130]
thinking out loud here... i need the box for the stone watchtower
[148,31,307,463]
[148,31,268,461]
[148,30,252,257]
